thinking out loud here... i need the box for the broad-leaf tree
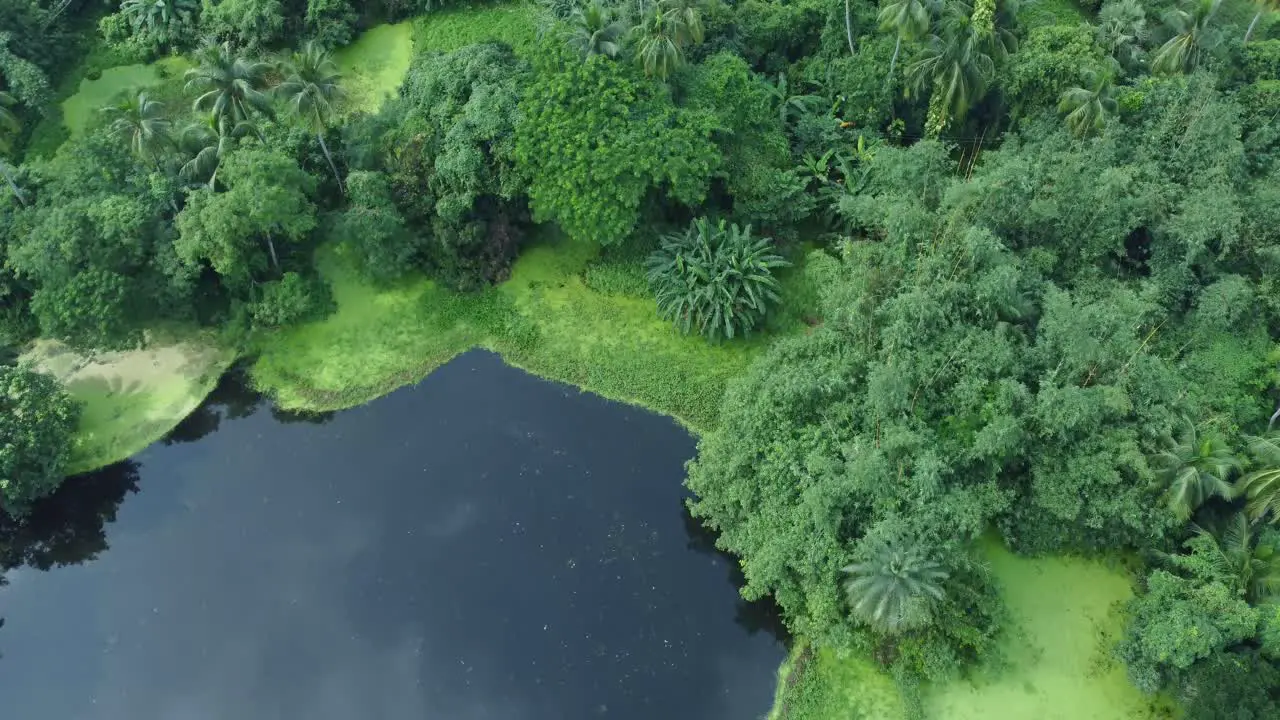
[0,366,80,516]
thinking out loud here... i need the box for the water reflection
[0,350,784,719]
[680,502,790,644]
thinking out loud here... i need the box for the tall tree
[0,87,23,205]
[184,41,273,133]
[843,537,950,633]
[118,0,198,48]
[178,113,253,189]
[1184,514,1280,603]
[660,0,704,46]
[632,9,683,80]
[103,91,172,166]
[1237,432,1280,524]
[0,367,80,516]
[1152,0,1223,75]
[1058,70,1118,138]
[275,40,344,191]
[566,0,625,59]
[1245,0,1279,43]
[1151,421,1239,519]
[879,0,934,85]
[907,0,1015,136]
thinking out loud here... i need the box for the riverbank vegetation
[2,0,1280,716]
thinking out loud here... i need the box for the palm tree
[907,1,1014,137]
[103,91,172,165]
[1152,0,1223,75]
[660,0,704,46]
[1236,432,1280,524]
[1188,514,1280,602]
[0,89,25,206]
[843,537,949,633]
[120,0,197,47]
[185,41,274,132]
[632,10,683,80]
[1058,70,1118,138]
[178,113,254,188]
[1245,0,1280,43]
[276,41,345,191]
[879,0,934,85]
[1150,420,1239,519]
[566,0,625,59]
[1097,0,1148,71]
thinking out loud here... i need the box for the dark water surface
[0,351,785,720]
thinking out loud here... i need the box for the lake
[0,350,785,719]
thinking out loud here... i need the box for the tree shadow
[680,499,791,645]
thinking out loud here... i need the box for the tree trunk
[265,234,280,272]
[886,36,901,90]
[0,161,25,206]
[845,0,856,55]
[317,132,344,195]
[1270,402,1279,430]
[1246,11,1263,43]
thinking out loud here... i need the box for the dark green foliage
[198,0,287,51]
[305,0,359,48]
[355,42,529,289]
[0,366,80,515]
[1178,649,1280,720]
[102,0,201,55]
[175,145,317,297]
[646,217,787,341]
[515,41,718,246]
[330,170,422,283]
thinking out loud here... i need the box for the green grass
[250,230,808,433]
[60,56,190,139]
[412,3,540,55]
[1018,0,1089,28]
[334,21,416,115]
[24,333,236,473]
[771,538,1176,720]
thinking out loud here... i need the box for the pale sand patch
[23,336,235,473]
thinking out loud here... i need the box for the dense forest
[2,0,1280,715]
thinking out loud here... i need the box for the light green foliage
[250,231,790,430]
[0,366,80,514]
[646,217,788,341]
[1003,23,1107,119]
[411,4,538,54]
[514,41,718,245]
[333,22,415,115]
[198,0,285,50]
[175,146,317,292]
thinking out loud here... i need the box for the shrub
[250,272,333,328]
[0,366,81,515]
[646,217,788,341]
